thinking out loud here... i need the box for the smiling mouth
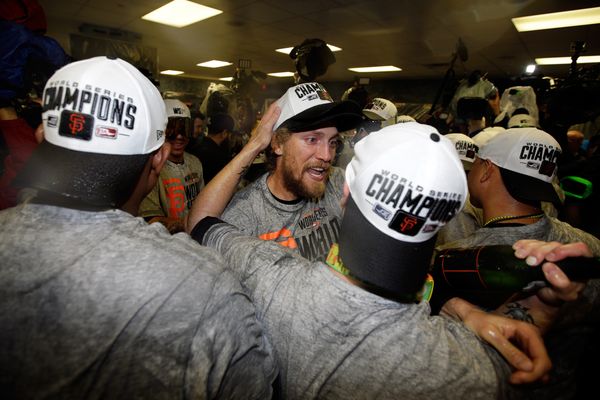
[306,166,329,181]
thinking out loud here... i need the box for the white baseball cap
[472,126,504,148]
[339,122,468,295]
[164,99,191,119]
[396,114,416,123]
[41,56,167,156]
[445,133,478,170]
[274,82,362,132]
[362,98,397,121]
[478,127,562,204]
[507,113,538,128]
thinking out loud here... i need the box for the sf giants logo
[69,113,86,135]
[388,210,425,236]
[163,178,185,218]
[58,110,93,141]
[399,215,418,232]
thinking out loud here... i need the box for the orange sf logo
[400,216,418,232]
[69,113,86,134]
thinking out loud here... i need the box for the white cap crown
[42,56,167,155]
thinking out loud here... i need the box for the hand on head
[247,102,281,153]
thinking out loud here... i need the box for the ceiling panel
[35,0,600,82]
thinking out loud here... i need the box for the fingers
[513,240,592,265]
[480,326,534,373]
[256,102,281,133]
[504,324,552,385]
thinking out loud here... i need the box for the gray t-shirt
[222,167,345,261]
[197,222,521,400]
[0,203,276,399]
[437,215,600,255]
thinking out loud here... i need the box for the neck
[482,199,543,226]
[266,171,299,201]
[209,134,226,145]
[168,154,184,163]
[29,189,114,212]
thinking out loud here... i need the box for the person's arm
[495,240,590,333]
[186,103,280,233]
[441,297,550,385]
[441,240,592,384]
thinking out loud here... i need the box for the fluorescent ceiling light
[219,77,233,81]
[512,7,600,32]
[535,55,600,65]
[142,0,222,28]
[348,66,402,73]
[160,69,184,75]
[197,60,232,68]
[525,64,536,74]
[275,44,342,54]
[267,72,295,77]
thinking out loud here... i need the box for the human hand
[246,102,281,153]
[513,240,589,307]
[442,297,551,384]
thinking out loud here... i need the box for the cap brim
[282,101,363,132]
[14,140,148,207]
[338,196,435,296]
[499,168,561,205]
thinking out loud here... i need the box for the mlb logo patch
[373,203,392,220]
[58,110,93,141]
[47,115,59,128]
[96,126,118,139]
[388,210,426,236]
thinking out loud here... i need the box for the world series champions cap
[478,127,562,204]
[340,122,468,295]
[164,99,191,119]
[362,98,397,121]
[15,56,168,206]
[40,56,167,155]
[445,133,478,171]
[274,82,363,132]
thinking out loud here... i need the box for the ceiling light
[197,60,233,68]
[275,44,342,55]
[525,64,536,74]
[348,66,402,73]
[512,7,600,32]
[267,72,295,77]
[219,77,233,81]
[142,0,222,28]
[535,55,600,65]
[160,69,184,75]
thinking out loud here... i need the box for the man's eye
[305,137,318,144]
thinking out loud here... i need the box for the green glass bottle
[433,245,600,292]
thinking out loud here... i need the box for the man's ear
[479,159,495,182]
[271,135,284,156]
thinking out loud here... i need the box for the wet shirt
[222,167,345,262]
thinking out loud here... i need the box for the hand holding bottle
[512,240,589,307]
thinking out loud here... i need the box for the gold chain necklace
[483,213,544,227]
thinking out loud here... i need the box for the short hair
[265,127,292,171]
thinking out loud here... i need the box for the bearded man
[218,82,362,261]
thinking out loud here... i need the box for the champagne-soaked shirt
[222,167,345,262]
[192,220,521,400]
[0,203,276,399]
[139,152,204,220]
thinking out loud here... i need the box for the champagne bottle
[433,245,600,292]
